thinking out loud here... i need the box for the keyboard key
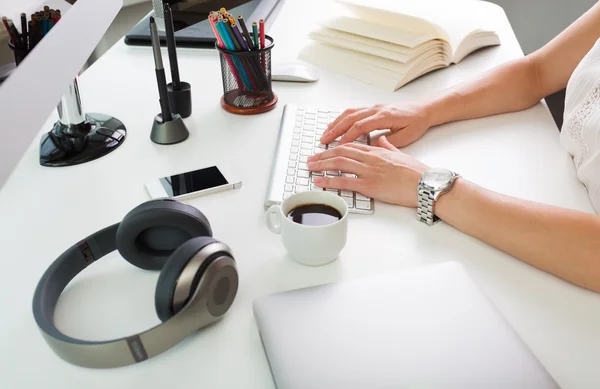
[343,197,354,208]
[291,140,300,147]
[297,170,310,178]
[298,162,309,171]
[356,200,372,210]
[326,188,339,194]
[341,173,356,178]
[287,168,295,176]
[316,129,325,135]
[330,141,339,148]
[302,136,313,143]
[289,153,298,161]
[304,112,316,119]
[290,146,299,154]
[312,171,324,176]
[301,143,312,150]
[299,155,309,163]
[327,171,339,176]
[300,149,312,156]
[284,184,293,192]
[285,176,295,184]
[356,193,370,201]
[288,161,297,168]
[317,112,328,118]
[340,190,353,198]
[317,118,328,125]
[295,186,309,193]
[294,127,302,134]
[357,134,368,142]
[316,143,327,150]
[293,134,301,140]
[296,178,309,186]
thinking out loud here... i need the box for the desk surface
[1,1,600,388]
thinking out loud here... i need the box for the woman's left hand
[307,136,429,207]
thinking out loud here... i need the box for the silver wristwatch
[417,168,460,226]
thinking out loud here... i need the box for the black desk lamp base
[39,113,126,167]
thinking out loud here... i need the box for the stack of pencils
[2,6,61,61]
[209,7,269,93]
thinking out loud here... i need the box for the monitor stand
[39,78,126,167]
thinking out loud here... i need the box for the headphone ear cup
[154,236,226,322]
[116,200,212,271]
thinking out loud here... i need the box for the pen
[7,19,22,47]
[20,13,27,48]
[164,3,181,91]
[252,22,259,49]
[150,16,173,122]
[238,16,255,50]
[2,17,17,46]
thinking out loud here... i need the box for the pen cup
[216,35,278,115]
[8,40,28,66]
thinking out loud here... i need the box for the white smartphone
[145,165,242,201]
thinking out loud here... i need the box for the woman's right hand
[320,102,433,147]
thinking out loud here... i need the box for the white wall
[489,0,597,55]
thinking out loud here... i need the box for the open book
[298,0,501,91]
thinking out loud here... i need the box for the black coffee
[287,203,342,226]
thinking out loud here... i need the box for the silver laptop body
[253,262,559,389]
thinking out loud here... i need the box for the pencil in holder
[216,35,277,115]
[8,40,28,66]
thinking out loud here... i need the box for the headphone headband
[32,223,236,368]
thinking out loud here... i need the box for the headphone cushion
[116,200,212,271]
[154,236,219,322]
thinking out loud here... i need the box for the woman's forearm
[423,57,543,128]
[435,179,600,293]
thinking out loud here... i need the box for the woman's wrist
[422,91,461,128]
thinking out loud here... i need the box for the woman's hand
[320,102,432,147]
[307,136,429,207]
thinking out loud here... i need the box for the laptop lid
[253,262,559,389]
[124,0,282,48]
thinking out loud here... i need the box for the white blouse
[561,39,600,214]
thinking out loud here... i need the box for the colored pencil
[259,19,265,49]
[238,16,255,50]
[252,22,259,49]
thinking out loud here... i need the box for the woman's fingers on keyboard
[308,144,375,163]
[322,108,374,144]
[338,114,389,145]
[307,156,369,176]
[313,175,366,193]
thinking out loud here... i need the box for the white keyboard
[264,104,375,214]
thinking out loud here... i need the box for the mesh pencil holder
[216,35,278,115]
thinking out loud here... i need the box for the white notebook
[299,0,501,91]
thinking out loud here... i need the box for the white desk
[1,1,599,388]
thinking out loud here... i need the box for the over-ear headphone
[32,199,238,369]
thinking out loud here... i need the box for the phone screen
[159,166,228,197]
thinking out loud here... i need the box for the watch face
[422,168,454,190]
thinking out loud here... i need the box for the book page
[336,0,501,54]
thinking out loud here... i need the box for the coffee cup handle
[266,204,282,234]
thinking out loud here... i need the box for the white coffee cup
[266,191,349,266]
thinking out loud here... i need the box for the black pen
[150,16,173,122]
[20,13,27,49]
[164,3,181,91]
